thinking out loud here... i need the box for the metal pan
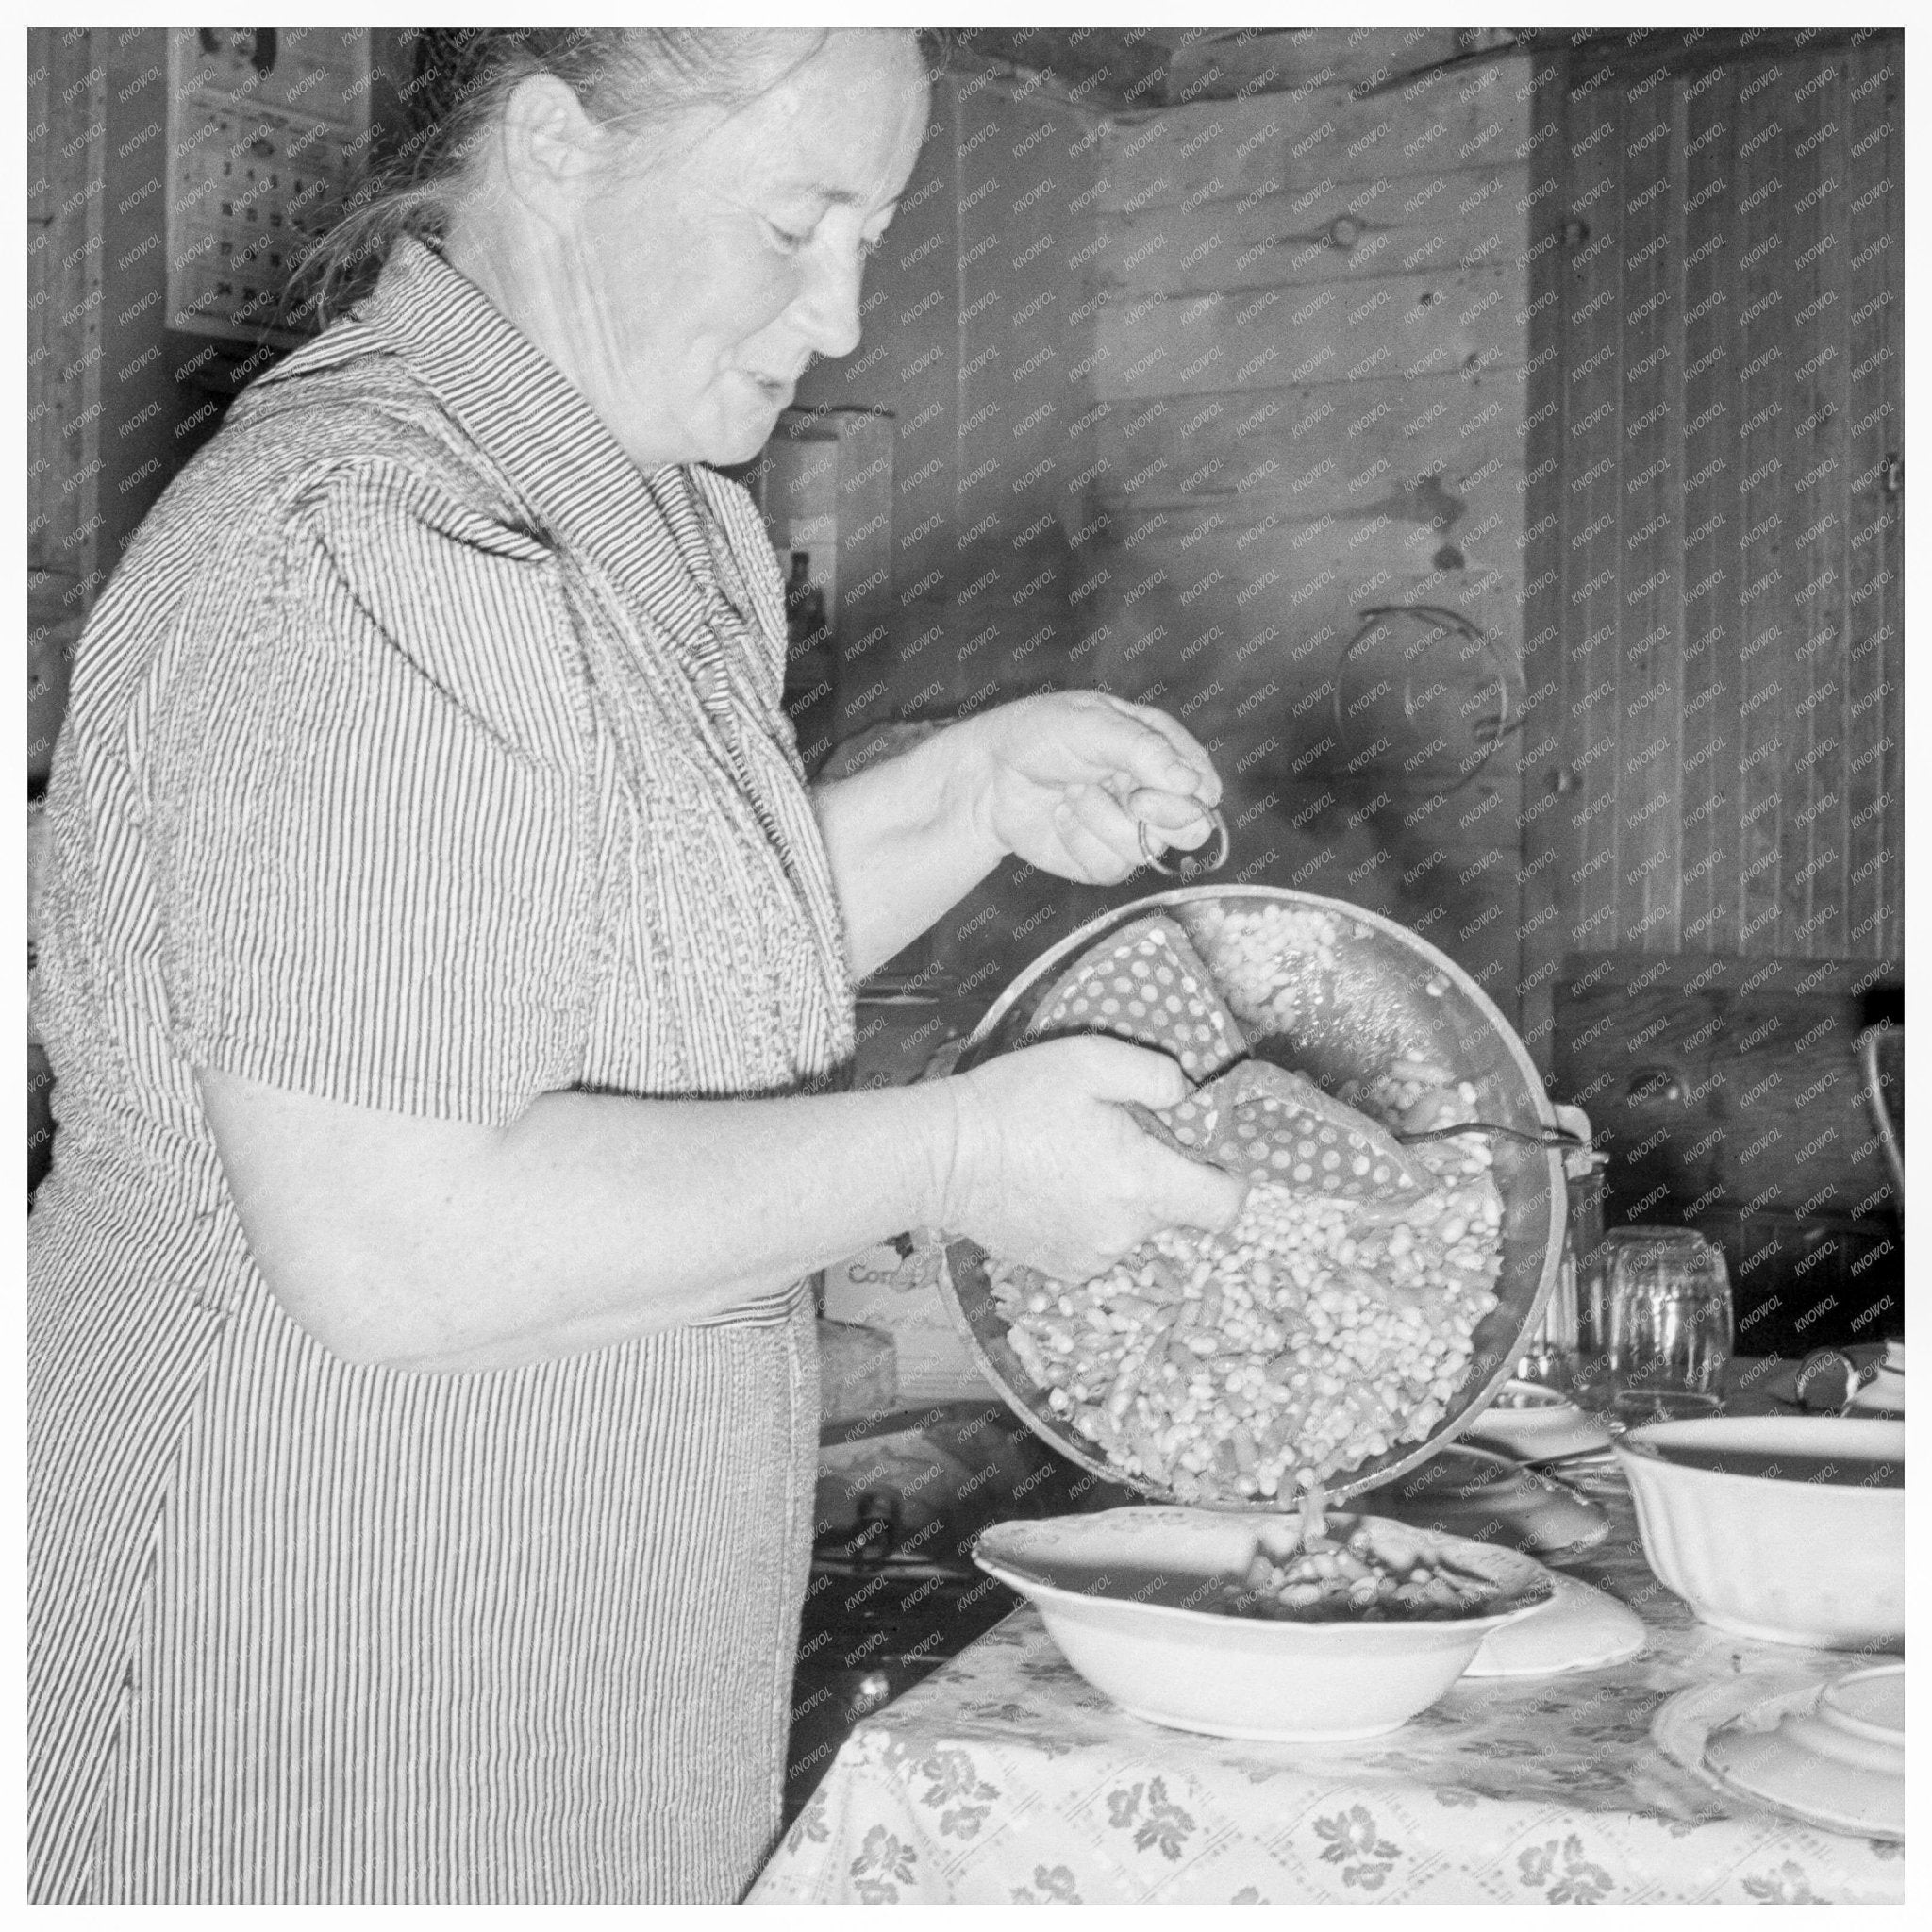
[938,885,1566,1507]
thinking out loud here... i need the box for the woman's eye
[766,222,812,255]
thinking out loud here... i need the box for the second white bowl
[974,1507,1553,1742]
[1613,1416,1904,1650]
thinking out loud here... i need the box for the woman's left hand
[965,691,1224,884]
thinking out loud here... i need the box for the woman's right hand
[939,1037,1248,1282]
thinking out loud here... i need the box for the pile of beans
[989,1124,1504,1503]
[1207,1511,1512,1623]
[1182,901,1340,1037]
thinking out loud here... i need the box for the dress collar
[275,236,772,636]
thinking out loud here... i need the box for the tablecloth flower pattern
[751,1474,1904,1905]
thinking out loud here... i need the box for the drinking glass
[1574,1225,1733,1423]
[1514,1146,1608,1394]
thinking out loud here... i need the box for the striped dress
[28,238,855,1904]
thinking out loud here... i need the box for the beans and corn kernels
[990,1134,1502,1503]
[1207,1499,1518,1623]
[992,906,1507,1506]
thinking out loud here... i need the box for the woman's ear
[491,71,605,221]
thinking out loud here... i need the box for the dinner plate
[1463,1572,1646,1677]
[1653,1673,1907,1842]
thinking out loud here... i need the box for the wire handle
[1396,1122,1590,1150]
[1138,805,1230,879]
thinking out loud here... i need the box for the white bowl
[1613,1417,1904,1650]
[973,1507,1553,1742]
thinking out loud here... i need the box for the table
[748,1465,1904,1904]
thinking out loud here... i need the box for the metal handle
[1397,1122,1590,1150]
[1335,606,1520,790]
[1138,806,1230,879]
[1856,1024,1905,1202]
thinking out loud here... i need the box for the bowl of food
[973,1503,1554,1741]
[942,887,1566,1507]
[1613,1416,1905,1649]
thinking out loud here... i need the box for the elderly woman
[27,28,1244,1905]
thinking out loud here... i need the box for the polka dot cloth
[1162,1061,1429,1200]
[1030,916,1248,1083]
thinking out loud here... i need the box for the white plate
[1653,1674,1906,1842]
[1464,1572,1646,1677]
[1464,1381,1615,1463]
[1369,1444,1609,1558]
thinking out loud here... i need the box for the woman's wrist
[899,1070,973,1236]
[931,708,1015,869]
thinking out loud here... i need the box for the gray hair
[298,27,933,325]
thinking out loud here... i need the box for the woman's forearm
[200,1069,964,1374]
[812,719,1007,975]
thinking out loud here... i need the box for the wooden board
[1092,263,1525,400]
[1161,27,1467,102]
[1840,38,1904,960]
[1512,59,1572,1078]
[1096,166,1521,299]
[1098,64,1534,211]
[1616,67,1688,954]
[1549,41,1903,965]
[1557,79,1623,962]
[1087,367,1523,520]
[1733,58,1789,958]
[1675,58,1737,955]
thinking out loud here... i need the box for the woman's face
[541,32,930,470]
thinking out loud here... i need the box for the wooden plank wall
[799,40,1555,1001]
[1524,35,1904,979]
[1075,48,1542,1010]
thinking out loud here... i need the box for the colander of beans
[941,886,1566,1508]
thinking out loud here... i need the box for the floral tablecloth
[749,1470,1904,1905]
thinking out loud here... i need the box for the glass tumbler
[1513,1145,1607,1394]
[1574,1224,1733,1423]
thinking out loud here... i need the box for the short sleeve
[151,460,595,1124]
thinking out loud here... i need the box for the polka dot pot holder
[1162,1061,1429,1200]
[1029,914,1248,1082]
[1028,914,1427,1201]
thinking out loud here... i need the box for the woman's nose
[790,244,865,360]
